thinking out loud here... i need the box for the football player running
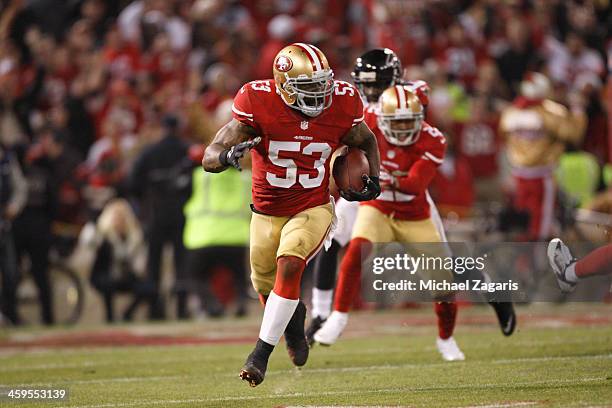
[202,43,381,387]
[307,48,430,341]
[308,50,516,357]
[312,85,467,360]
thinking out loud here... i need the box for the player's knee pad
[273,256,306,299]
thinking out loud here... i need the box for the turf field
[0,303,611,408]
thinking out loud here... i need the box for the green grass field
[1,303,611,408]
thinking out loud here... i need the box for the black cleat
[239,340,272,387]
[284,301,309,366]
[305,315,326,347]
[489,301,516,336]
[239,362,265,387]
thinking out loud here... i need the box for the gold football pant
[249,202,333,295]
[351,205,453,299]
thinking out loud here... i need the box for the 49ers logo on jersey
[274,55,293,72]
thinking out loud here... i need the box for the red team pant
[334,237,457,339]
[513,174,555,240]
[576,244,612,278]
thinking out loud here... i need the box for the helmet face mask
[273,43,334,117]
[376,86,424,146]
[352,48,401,103]
[281,70,334,117]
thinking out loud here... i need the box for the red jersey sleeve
[350,92,365,127]
[395,160,439,195]
[419,124,447,166]
[395,124,447,194]
[334,81,364,128]
[232,84,258,128]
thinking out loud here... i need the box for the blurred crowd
[0,0,609,325]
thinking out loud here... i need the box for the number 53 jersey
[232,79,364,217]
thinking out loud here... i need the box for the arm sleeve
[232,85,258,127]
[350,90,365,127]
[396,126,446,194]
[395,159,439,195]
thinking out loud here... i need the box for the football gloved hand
[340,175,381,202]
[221,137,261,171]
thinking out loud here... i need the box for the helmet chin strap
[286,99,324,117]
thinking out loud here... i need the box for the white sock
[258,291,299,346]
[311,288,333,319]
[565,262,579,283]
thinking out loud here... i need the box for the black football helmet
[351,48,402,103]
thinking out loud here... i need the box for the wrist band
[219,149,230,166]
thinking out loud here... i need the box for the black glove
[340,175,381,202]
[220,137,261,171]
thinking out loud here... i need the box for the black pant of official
[184,245,249,317]
[13,213,53,325]
[146,217,185,320]
[0,225,19,325]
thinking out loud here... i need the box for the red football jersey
[232,79,364,216]
[453,120,500,178]
[363,109,446,220]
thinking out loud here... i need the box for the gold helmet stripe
[293,42,323,71]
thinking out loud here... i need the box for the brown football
[332,147,369,193]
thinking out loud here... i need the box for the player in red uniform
[548,239,612,293]
[306,48,431,341]
[313,85,467,360]
[202,43,381,387]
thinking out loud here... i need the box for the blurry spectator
[495,17,540,97]
[255,14,295,80]
[546,30,605,90]
[575,72,608,164]
[183,146,251,318]
[425,60,470,127]
[98,80,143,137]
[430,141,475,218]
[61,89,96,160]
[142,32,187,90]
[473,61,510,109]
[82,149,126,222]
[128,114,191,319]
[499,72,586,240]
[0,142,27,326]
[87,115,137,170]
[79,0,113,48]
[0,40,43,145]
[90,198,153,323]
[119,0,191,52]
[184,69,219,143]
[102,25,141,81]
[200,63,239,113]
[13,128,79,325]
[453,95,503,202]
[435,22,482,91]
